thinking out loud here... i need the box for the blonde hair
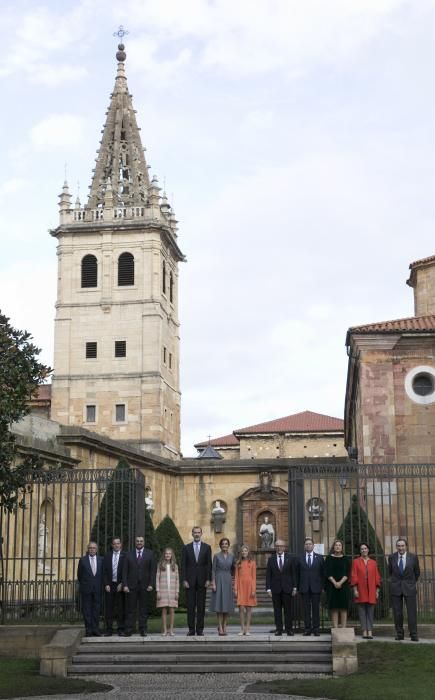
[236,544,254,568]
[158,547,178,571]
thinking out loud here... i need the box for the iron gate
[0,467,145,623]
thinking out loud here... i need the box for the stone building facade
[195,410,347,461]
[345,255,435,464]
[49,42,184,460]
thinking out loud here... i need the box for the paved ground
[16,673,330,700]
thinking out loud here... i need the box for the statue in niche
[259,515,275,549]
[37,514,51,573]
[212,500,225,514]
[145,487,154,514]
[211,500,226,533]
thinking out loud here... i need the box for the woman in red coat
[350,543,381,639]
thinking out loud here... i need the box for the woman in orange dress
[350,542,381,639]
[234,545,257,635]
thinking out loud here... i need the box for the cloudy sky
[1,0,435,456]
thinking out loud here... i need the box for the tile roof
[197,445,223,460]
[409,254,435,270]
[194,433,240,448]
[348,315,435,334]
[234,410,343,434]
[32,384,52,400]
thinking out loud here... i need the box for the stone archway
[237,472,288,570]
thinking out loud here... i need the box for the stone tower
[50,42,185,458]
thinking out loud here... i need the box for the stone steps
[68,635,332,675]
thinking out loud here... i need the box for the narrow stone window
[81,255,98,288]
[115,340,126,358]
[163,346,167,364]
[162,260,167,295]
[115,404,126,422]
[169,271,174,303]
[169,352,172,369]
[86,342,97,359]
[86,405,96,423]
[118,252,134,286]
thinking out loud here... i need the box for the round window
[405,366,435,405]
[412,373,434,397]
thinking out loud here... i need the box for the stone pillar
[331,628,358,676]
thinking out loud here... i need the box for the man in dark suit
[266,539,297,636]
[103,536,126,636]
[77,541,104,637]
[181,526,212,636]
[296,537,325,636]
[388,538,420,641]
[122,535,156,637]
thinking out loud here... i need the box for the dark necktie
[137,550,143,563]
[399,555,404,575]
[278,555,283,571]
[308,554,312,568]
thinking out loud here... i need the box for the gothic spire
[86,42,150,209]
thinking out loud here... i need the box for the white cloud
[0,1,99,83]
[123,0,406,78]
[0,178,26,199]
[30,115,86,152]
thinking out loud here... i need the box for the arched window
[162,260,167,295]
[169,271,174,303]
[81,254,98,288]
[118,252,134,286]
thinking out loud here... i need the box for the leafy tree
[90,458,135,552]
[155,514,186,609]
[336,494,388,618]
[0,311,51,511]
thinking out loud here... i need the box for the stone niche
[238,471,288,570]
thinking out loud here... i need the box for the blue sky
[2,0,435,455]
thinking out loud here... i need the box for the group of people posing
[77,528,420,641]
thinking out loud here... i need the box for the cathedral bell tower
[50,41,185,458]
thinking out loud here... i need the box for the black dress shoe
[104,631,113,637]
[411,636,419,642]
[303,631,312,636]
[140,630,147,637]
[124,632,132,637]
[187,631,195,636]
[196,631,204,636]
[314,631,321,637]
[395,635,404,641]
[274,631,282,636]
[286,631,294,636]
[93,631,102,637]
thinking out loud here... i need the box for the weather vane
[113,26,129,41]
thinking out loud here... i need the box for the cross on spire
[113,25,129,40]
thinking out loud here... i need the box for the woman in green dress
[325,539,351,629]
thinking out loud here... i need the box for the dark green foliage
[144,506,161,616]
[336,494,385,558]
[90,458,134,552]
[155,515,186,609]
[0,311,52,512]
[336,494,388,618]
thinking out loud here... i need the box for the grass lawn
[0,659,111,699]
[246,642,435,699]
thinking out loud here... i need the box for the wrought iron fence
[0,467,144,624]
[288,462,435,623]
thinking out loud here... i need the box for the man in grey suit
[388,538,420,641]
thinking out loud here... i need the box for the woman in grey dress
[210,538,235,635]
